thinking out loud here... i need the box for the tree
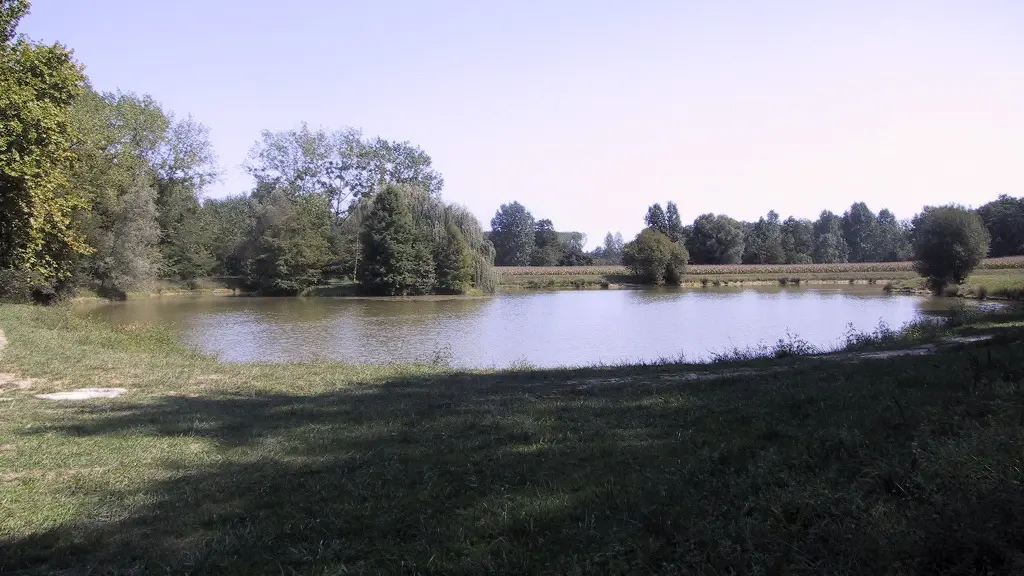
[530,218,561,266]
[874,209,912,262]
[781,217,814,264]
[978,195,1024,257]
[622,229,688,285]
[200,195,257,279]
[90,176,161,299]
[358,185,434,295]
[246,125,443,218]
[645,203,668,235]
[248,191,334,295]
[66,87,164,292]
[842,202,878,262]
[912,205,990,293]
[153,115,219,283]
[743,211,785,264]
[490,202,535,266]
[813,211,849,264]
[591,231,624,264]
[432,222,473,294]
[665,201,685,243]
[558,232,592,266]
[686,214,744,264]
[0,0,89,290]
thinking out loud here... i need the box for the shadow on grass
[5,340,1024,574]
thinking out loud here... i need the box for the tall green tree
[912,205,990,293]
[67,87,164,291]
[531,218,561,266]
[246,125,443,217]
[743,210,785,264]
[977,195,1024,257]
[200,195,257,279]
[0,0,88,289]
[781,217,814,264]
[490,201,535,266]
[558,232,592,265]
[842,202,878,262]
[90,176,161,299]
[590,232,624,264]
[812,210,849,264]
[432,222,474,294]
[686,214,744,264]
[358,185,434,295]
[248,191,334,295]
[645,203,668,235]
[873,209,912,262]
[153,115,219,283]
[665,201,685,243]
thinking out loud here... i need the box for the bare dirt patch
[0,372,36,392]
[35,388,128,401]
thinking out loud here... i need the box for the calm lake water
[77,286,968,368]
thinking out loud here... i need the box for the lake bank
[68,257,1024,301]
[2,304,1024,573]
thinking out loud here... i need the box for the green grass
[889,269,1024,300]
[3,304,1024,574]
[499,271,917,290]
[498,258,1024,292]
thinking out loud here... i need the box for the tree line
[488,202,592,266]
[617,200,1001,292]
[489,196,1024,270]
[2,1,1021,302]
[0,1,496,301]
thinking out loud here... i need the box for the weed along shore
[2,303,1024,573]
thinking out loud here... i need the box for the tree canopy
[622,229,689,285]
[0,0,88,291]
[912,205,990,293]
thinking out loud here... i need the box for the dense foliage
[0,0,87,298]
[622,228,688,285]
[489,202,593,267]
[912,205,991,292]
[978,195,1024,258]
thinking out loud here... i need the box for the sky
[20,0,1024,246]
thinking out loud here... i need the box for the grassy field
[497,257,1024,292]
[3,304,1024,574]
[890,269,1024,300]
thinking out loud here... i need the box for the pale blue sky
[22,1,1024,245]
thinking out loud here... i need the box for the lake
[75,286,970,368]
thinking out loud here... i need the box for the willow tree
[359,184,497,295]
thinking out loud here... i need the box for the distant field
[497,256,1024,277]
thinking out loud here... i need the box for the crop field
[497,256,1024,277]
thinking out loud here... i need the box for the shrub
[912,205,990,294]
[621,229,689,285]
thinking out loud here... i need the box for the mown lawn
[2,304,1024,574]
